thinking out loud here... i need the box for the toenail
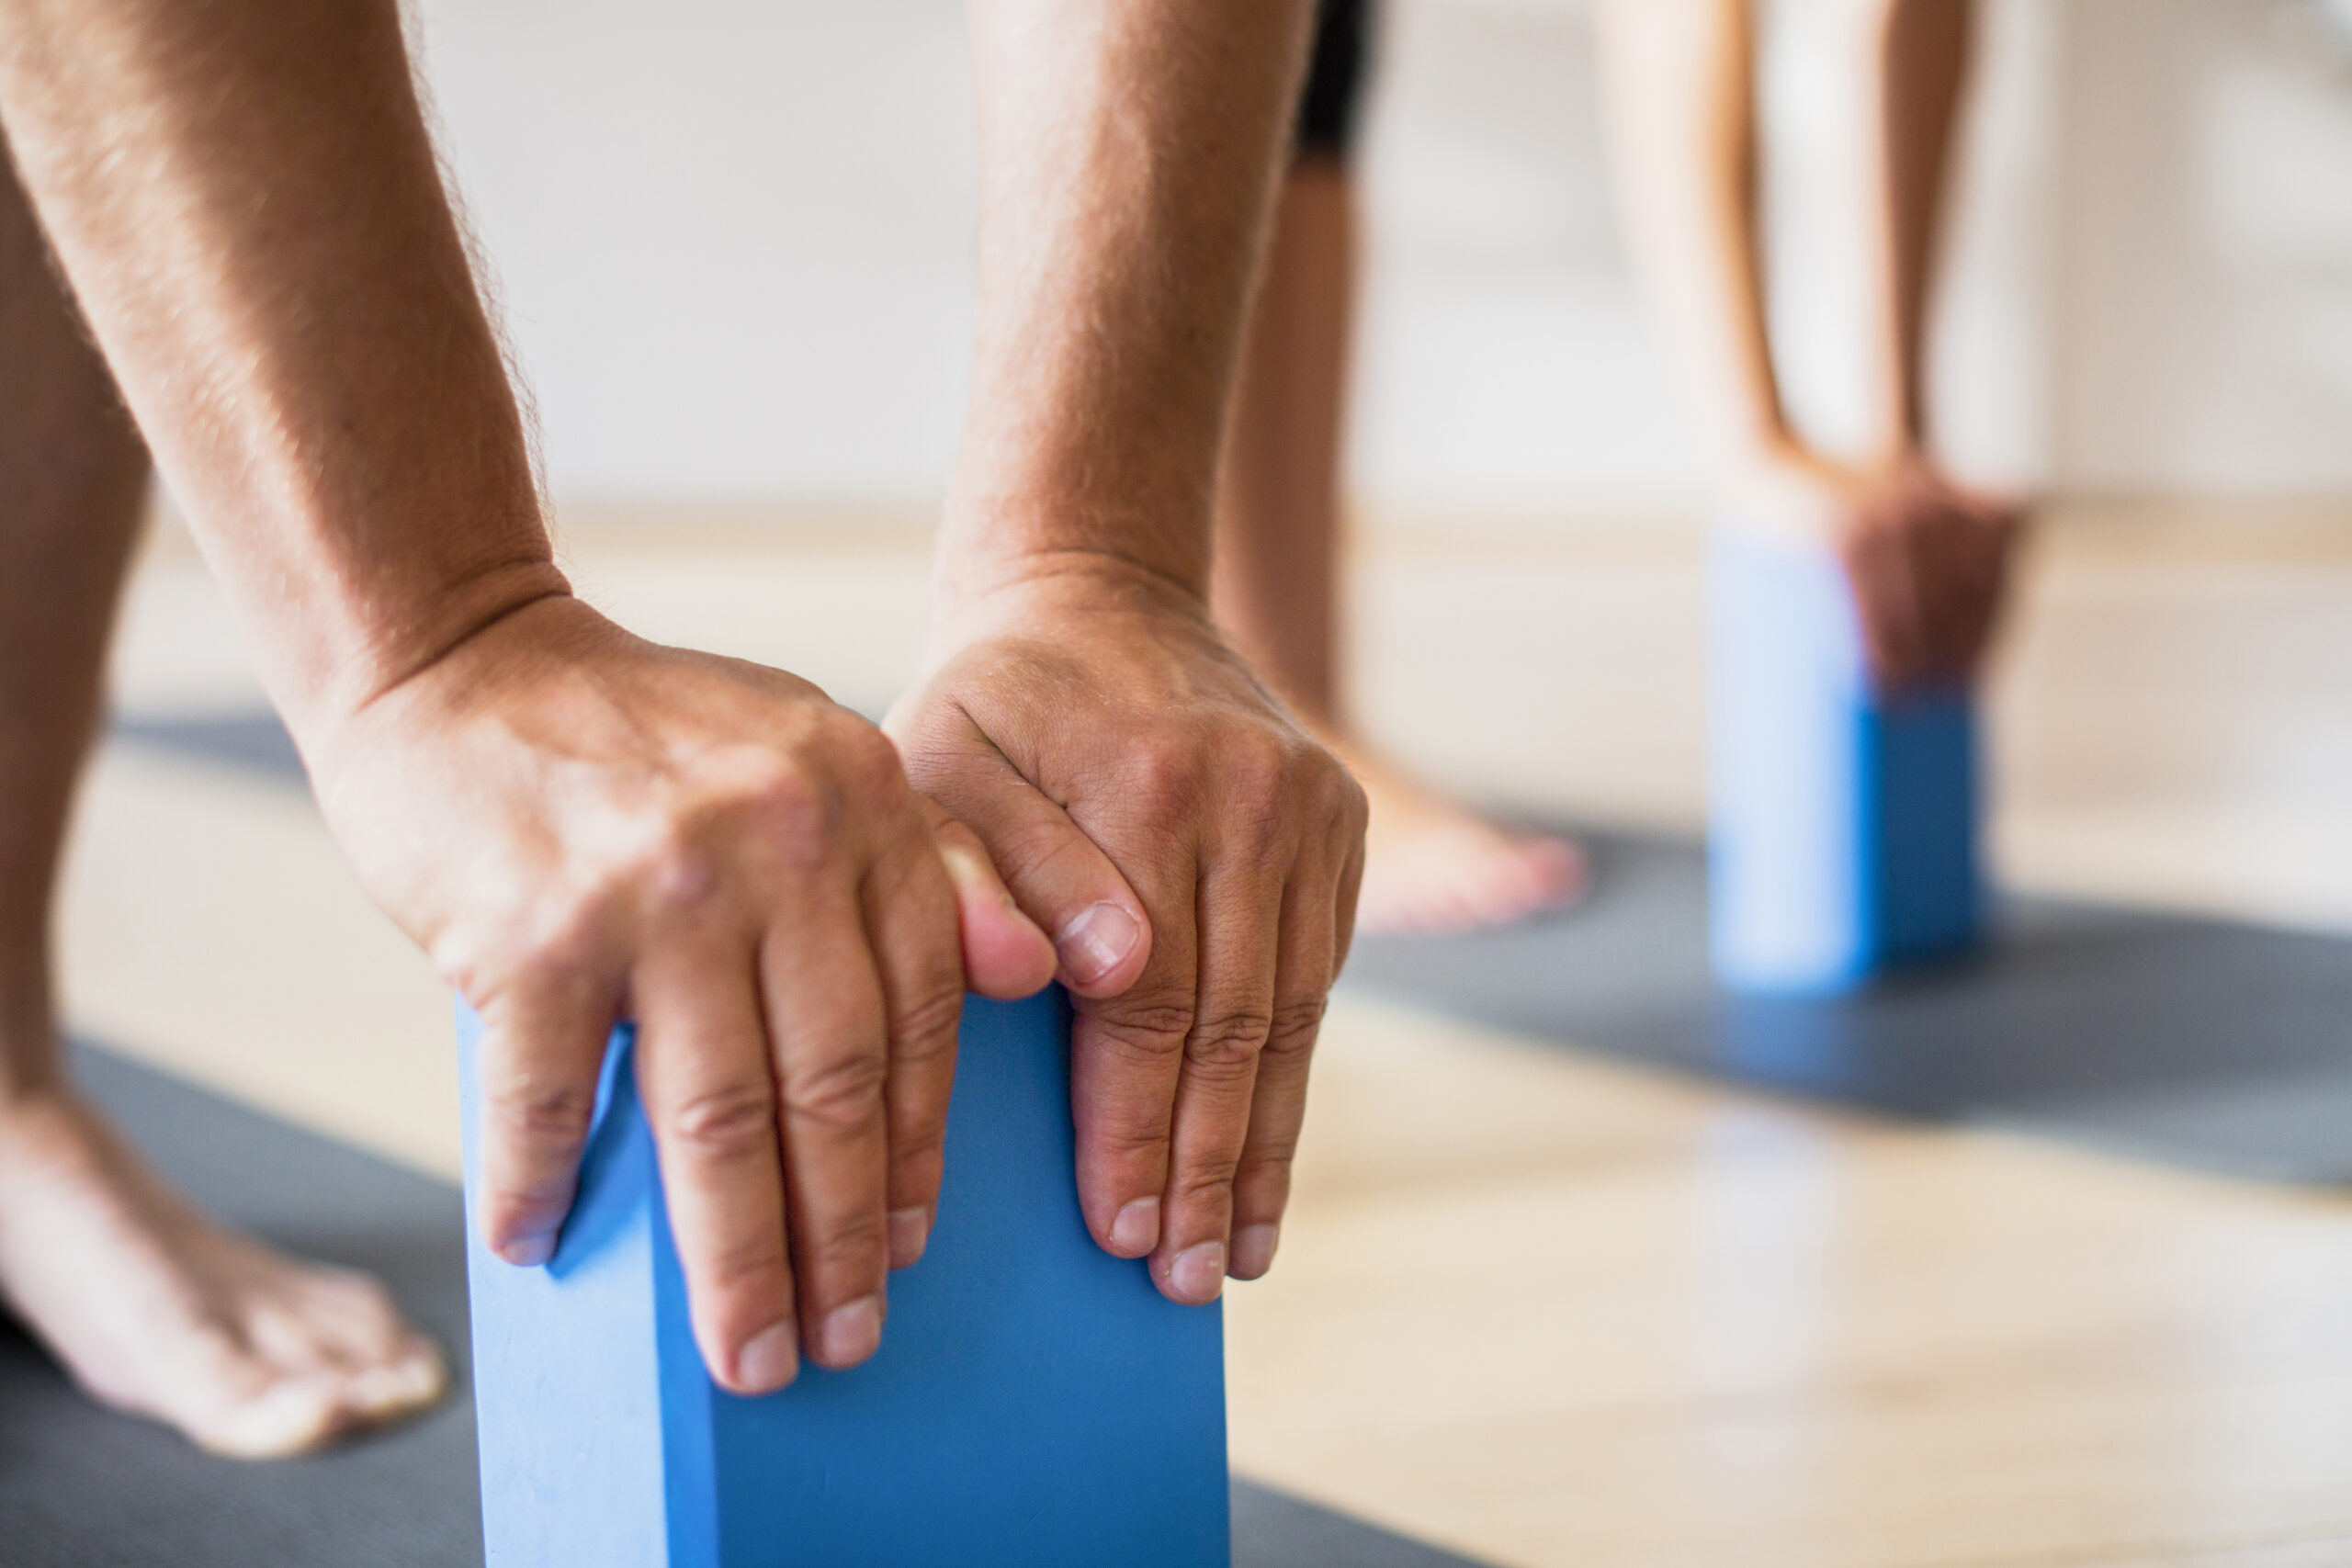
[1167,1241,1226,1303]
[817,1294,886,1368]
[1109,1196,1160,1257]
[735,1322,800,1393]
[1228,1224,1280,1280]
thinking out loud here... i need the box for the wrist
[291,554,576,741]
[926,540,1214,657]
[931,497,1211,639]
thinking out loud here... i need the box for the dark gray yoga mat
[1345,827,2352,1187]
[0,1045,1486,1568]
[111,709,2352,1183]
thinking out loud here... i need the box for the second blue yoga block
[458,987,1230,1567]
[1708,533,1984,994]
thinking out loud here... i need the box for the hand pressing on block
[319,601,1057,1394]
[896,0,1367,1312]
[0,0,1056,1427]
[896,566,1363,1307]
[1727,447,2020,694]
[0,0,1355,1472]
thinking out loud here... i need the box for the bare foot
[1329,739,1589,936]
[0,1084,447,1458]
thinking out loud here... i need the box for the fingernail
[1109,1196,1160,1257]
[888,1206,931,1269]
[1168,1241,1227,1304]
[495,1232,555,1268]
[817,1293,886,1369]
[736,1321,800,1393]
[1056,901,1140,987]
[1228,1224,1281,1280]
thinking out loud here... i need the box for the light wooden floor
[66,502,2352,1567]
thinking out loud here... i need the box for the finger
[629,944,800,1396]
[471,971,622,1269]
[859,807,974,1270]
[1947,504,2020,680]
[913,730,1153,998]
[1926,510,1998,682]
[1841,520,1928,694]
[922,797,1057,1000]
[1150,844,1286,1306]
[1229,799,1356,1282]
[906,708,1191,1262]
[1329,774,1370,976]
[760,886,894,1371]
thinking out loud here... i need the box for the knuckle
[1172,1164,1238,1210]
[1091,1119,1173,1161]
[1264,995,1329,1055]
[1310,753,1366,826]
[839,725,909,797]
[782,1048,889,1134]
[663,1078,780,1164]
[1237,1145,1298,1186]
[803,1208,888,1280]
[888,984,966,1064]
[486,1077,597,1158]
[616,818,724,917]
[697,1234,791,1299]
[1091,998,1198,1053]
[1125,736,1205,811]
[890,1124,947,1179]
[1185,1010,1273,1074]
[1226,735,1292,805]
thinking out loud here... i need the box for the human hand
[887,561,1366,1307]
[1733,446,2022,693]
[306,596,1056,1395]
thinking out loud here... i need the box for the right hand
[1733,446,2023,693]
[305,595,1057,1395]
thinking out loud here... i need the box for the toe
[187,1372,353,1461]
[341,1334,450,1425]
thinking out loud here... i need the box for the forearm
[939,0,1316,615]
[0,0,563,736]
[1596,0,1792,476]
[1849,0,1973,458]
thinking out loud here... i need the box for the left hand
[888,559,1366,1306]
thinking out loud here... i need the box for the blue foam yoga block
[1707,532,1984,994]
[458,987,1229,1567]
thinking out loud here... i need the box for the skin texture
[0,137,446,1459]
[1210,158,1588,937]
[1597,0,2020,692]
[0,0,1359,1458]
[0,0,1056,1426]
[896,0,1365,1303]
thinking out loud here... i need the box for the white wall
[2047,0,2352,493]
[409,0,2352,519]
[413,0,980,506]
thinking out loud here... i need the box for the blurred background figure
[1597,0,2018,692]
[1214,0,2021,939]
[1213,0,1590,938]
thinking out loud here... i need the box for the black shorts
[1294,0,1376,162]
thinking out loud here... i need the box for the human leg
[1214,0,1586,937]
[0,138,446,1459]
[1600,0,2014,689]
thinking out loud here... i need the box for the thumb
[924,800,1057,999]
[909,733,1152,1000]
